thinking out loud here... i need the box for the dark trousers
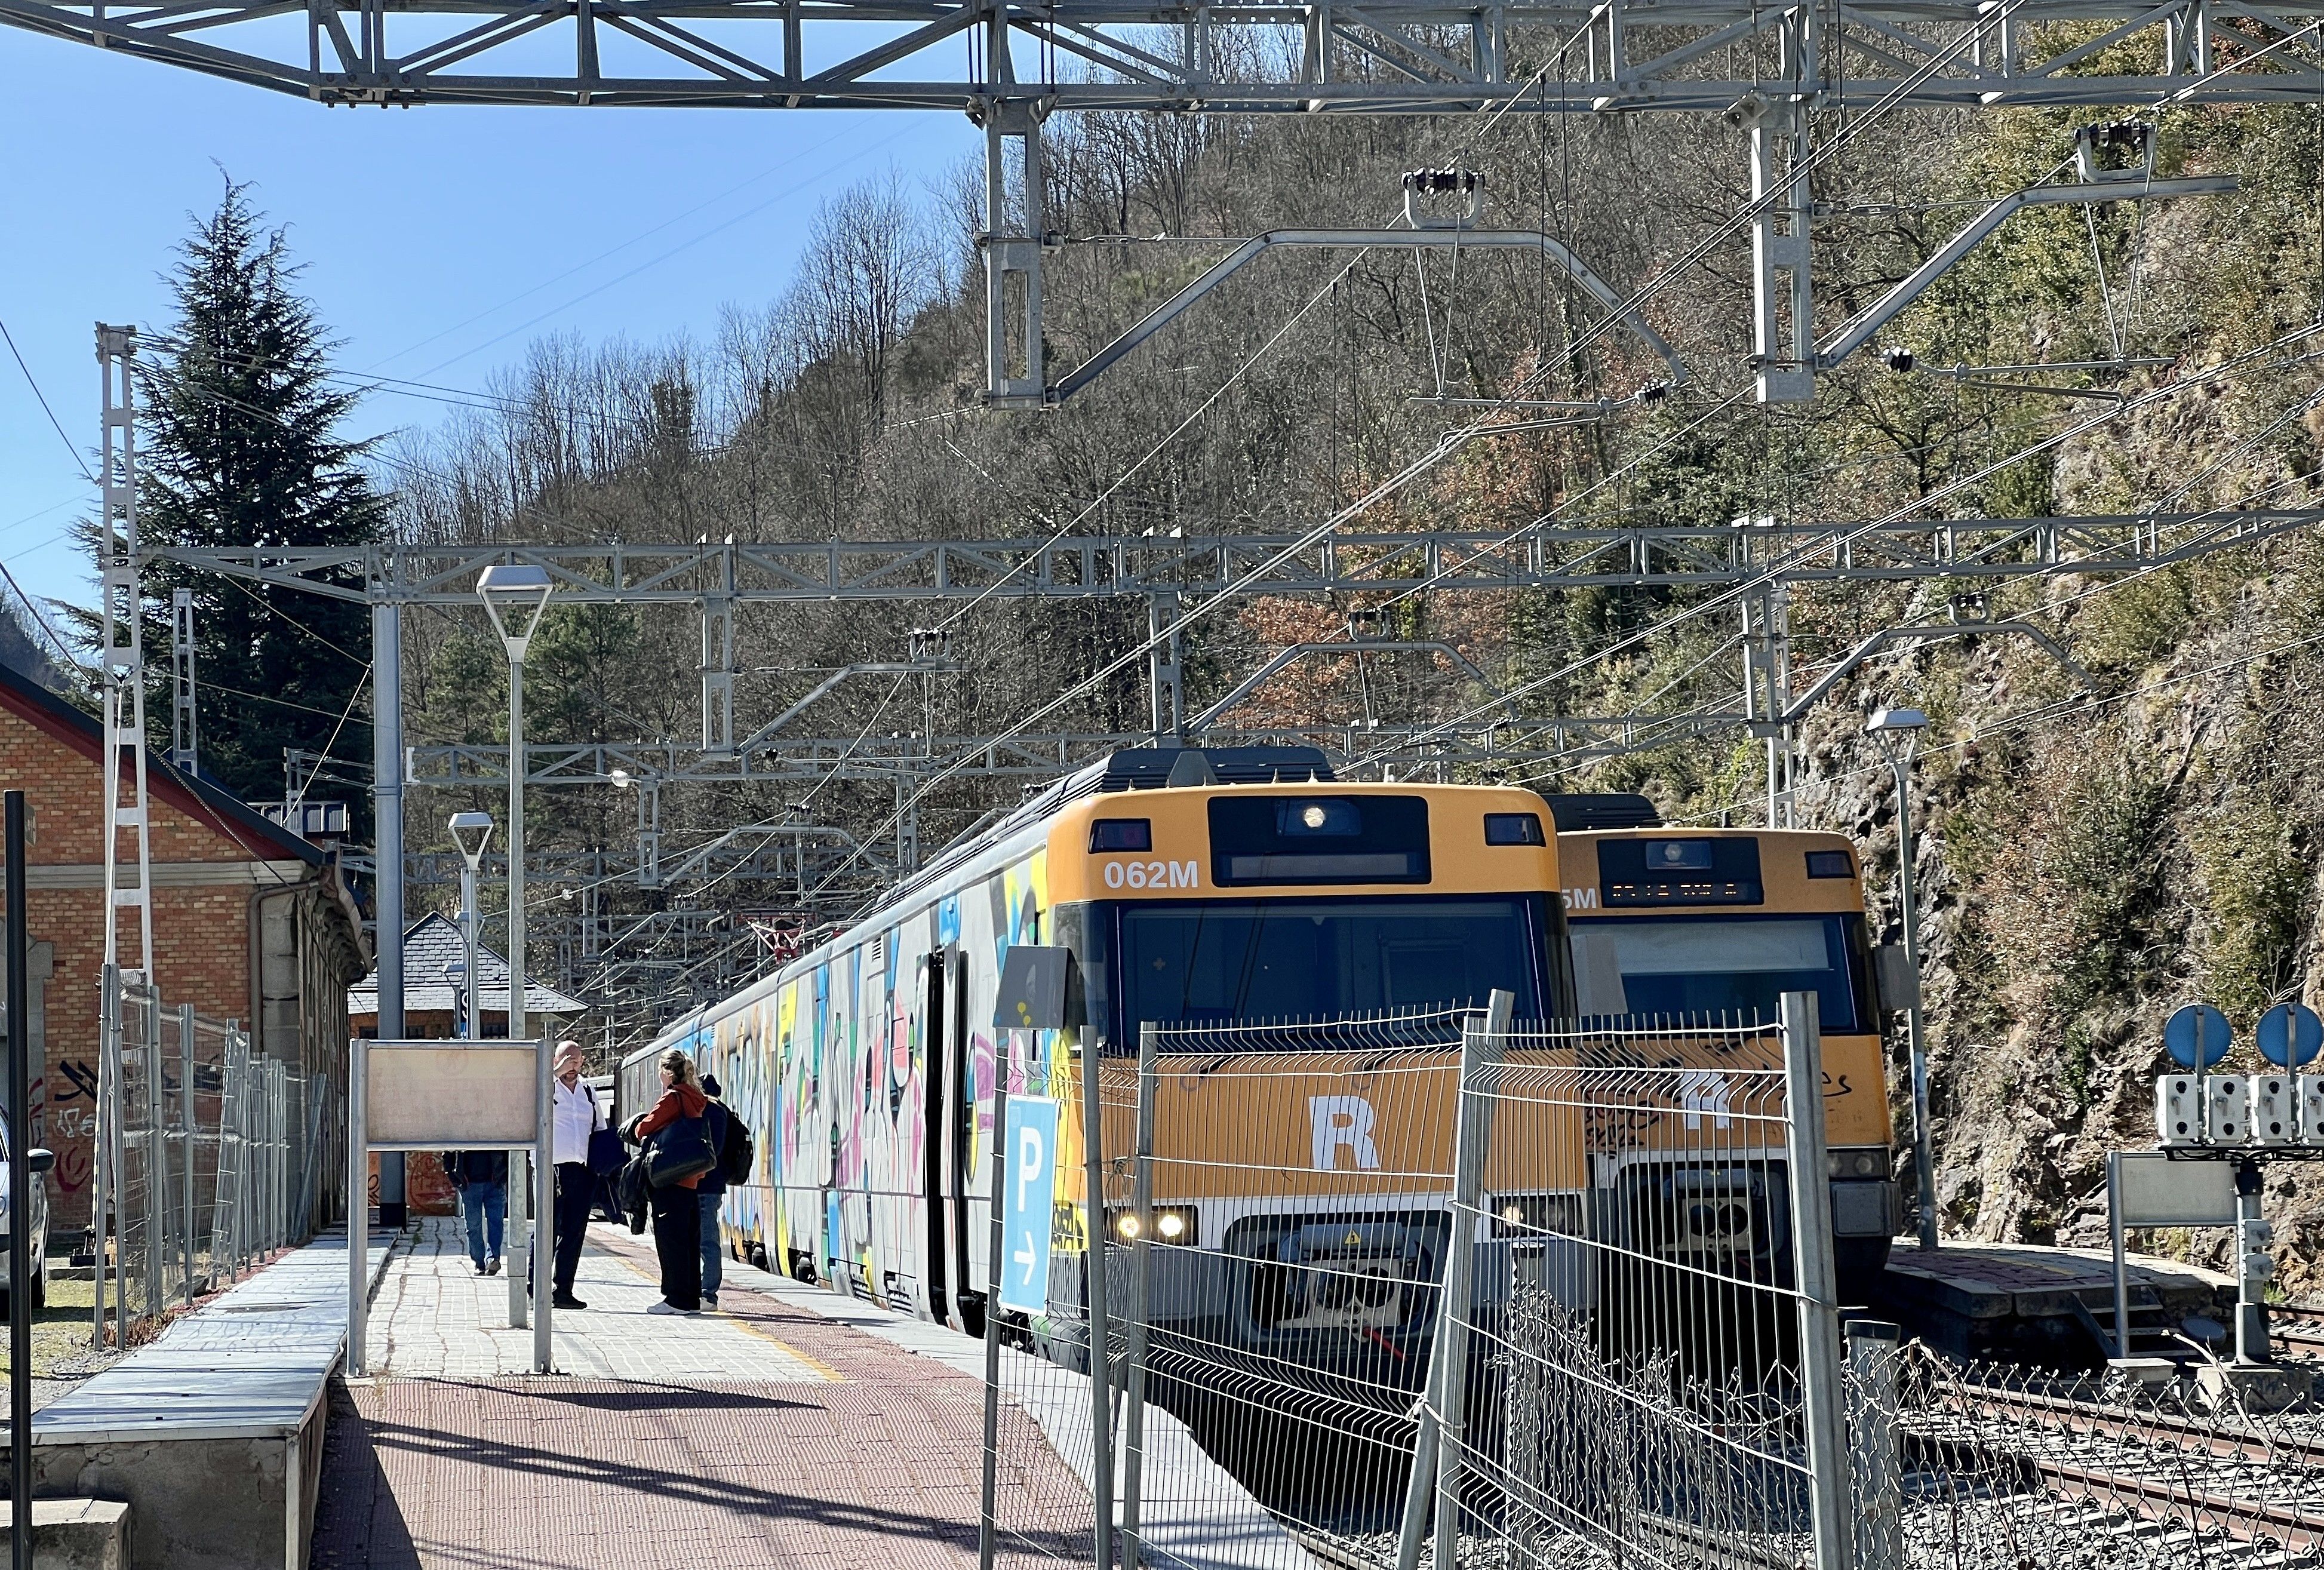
[553,1162,593,1295]
[649,1184,703,1311]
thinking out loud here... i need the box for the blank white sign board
[365,1041,539,1148]
[2113,1151,2239,1227]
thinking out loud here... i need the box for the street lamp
[1867,706,1938,1252]
[448,811,493,1043]
[478,564,553,1367]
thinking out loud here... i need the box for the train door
[919,951,949,1323]
[946,949,984,1337]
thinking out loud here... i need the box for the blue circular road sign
[2165,1004,2233,1070]
[2257,1003,2323,1068]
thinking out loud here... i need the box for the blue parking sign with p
[997,1097,1058,1314]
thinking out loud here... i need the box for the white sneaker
[647,1301,696,1316]
[702,1294,719,1311]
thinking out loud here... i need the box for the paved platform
[315,1219,1092,1570]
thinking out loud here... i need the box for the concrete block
[0,1497,132,1570]
[2196,1361,2317,1414]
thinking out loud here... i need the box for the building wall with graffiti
[624,827,1075,1326]
[1,660,365,1236]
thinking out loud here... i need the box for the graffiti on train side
[699,847,1056,1317]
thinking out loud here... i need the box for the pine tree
[133,177,385,824]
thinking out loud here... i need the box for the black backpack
[715,1102,755,1186]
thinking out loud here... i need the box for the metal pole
[8,791,35,1570]
[2234,1156,2270,1364]
[506,642,531,1333]
[977,1041,1010,1570]
[1080,1030,1114,1570]
[1121,1024,1158,1570]
[534,1037,553,1372]
[348,1033,368,1375]
[143,995,164,1319]
[371,596,407,1231]
[93,964,114,1351]
[1431,988,1513,1570]
[1893,751,1938,1251]
[179,1001,195,1304]
[107,985,129,1342]
[1782,989,1853,1570]
[2108,1153,2129,1360]
[1845,1319,1902,1570]
[460,861,481,1043]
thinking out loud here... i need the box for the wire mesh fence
[976,993,1856,1570]
[90,966,322,1349]
[1858,1343,2324,1569]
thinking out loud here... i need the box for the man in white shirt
[549,1040,601,1310]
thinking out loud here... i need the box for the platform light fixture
[477,563,554,1366]
[1867,706,1936,1251]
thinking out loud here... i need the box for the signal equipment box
[2301,1077,2324,1144]
[2252,1074,2298,1145]
[2203,1076,2250,1145]
[2156,1074,2203,1147]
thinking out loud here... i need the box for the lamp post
[478,565,554,1369]
[448,812,493,1043]
[1867,706,1938,1252]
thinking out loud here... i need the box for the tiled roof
[348,912,588,1018]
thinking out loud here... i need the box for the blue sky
[0,26,975,630]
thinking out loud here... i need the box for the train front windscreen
[1114,895,1548,1040]
[1566,912,1867,1028]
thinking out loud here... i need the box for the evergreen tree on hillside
[131,177,385,824]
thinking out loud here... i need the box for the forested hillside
[391,69,2324,1277]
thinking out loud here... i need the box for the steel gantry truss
[2,0,2318,112]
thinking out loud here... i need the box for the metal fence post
[107,984,130,1339]
[1120,1023,1158,1570]
[348,1031,368,1376]
[1782,990,1853,1570]
[1080,1028,1115,1570]
[94,964,116,1351]
[977,1039,1012,1570]
[179,1003,196,1303]
[1397,989,1513,1570]
[143,993,165,1315]
[1845,1319,1902,1570]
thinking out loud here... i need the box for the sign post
[351,1039,552,1373]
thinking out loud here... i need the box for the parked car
[0,1127,55,1310]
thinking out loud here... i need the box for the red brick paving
[312,1240,1093,1569]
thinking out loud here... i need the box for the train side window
[1805,850,1852,878]
[1484,812,1545,846]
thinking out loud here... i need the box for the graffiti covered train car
[619,745,1564,1334]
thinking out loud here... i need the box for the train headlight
[1827,1148,1888,1179]
[1106,1206,1198,1245]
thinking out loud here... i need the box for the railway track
[1932,1377,2324,1562]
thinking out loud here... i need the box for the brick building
[0,660,370,1233]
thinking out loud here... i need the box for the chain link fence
[977,993,1855,1570]
[1853,1343,2324,1569]
[91,966,324,1349]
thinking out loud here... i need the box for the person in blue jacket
[698,1074,731,1311]
[442,1148,509,1274]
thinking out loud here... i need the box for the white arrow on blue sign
[997,1096,1059,1315]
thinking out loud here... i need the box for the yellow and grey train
[620,751,1899,1369]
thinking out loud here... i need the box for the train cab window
[1090,818,1152,852]
[1805,850,1852,878]
[1118,896,1542,1039]
[1484,812,1546,846]
[1567,914,1864,1031]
